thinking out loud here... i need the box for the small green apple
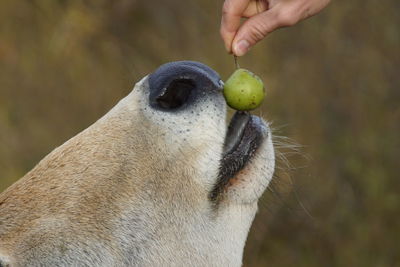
[223,68,265,111]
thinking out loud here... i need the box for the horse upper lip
[210,111,265,201]
[223,111,250,154]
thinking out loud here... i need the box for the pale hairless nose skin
[220,0,331,56]
[0,61,275,267]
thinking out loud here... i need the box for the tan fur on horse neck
[0,76,275,267]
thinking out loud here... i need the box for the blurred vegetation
[0,0,399,266]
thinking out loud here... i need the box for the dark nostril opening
[149,61,222,111]
[156,79,195,109]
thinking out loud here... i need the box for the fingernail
[234,40,250,56]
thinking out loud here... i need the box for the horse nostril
[156,79,195,110]
[148,61,222,111]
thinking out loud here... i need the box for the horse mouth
[210,111,266,201]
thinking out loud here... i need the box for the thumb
[232,7,297,56]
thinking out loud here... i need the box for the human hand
[220,0,331,56]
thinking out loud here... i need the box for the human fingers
[232,0,331,56]
[220,0,251,53]
[232,5,289,56]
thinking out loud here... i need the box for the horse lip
[222,111,250,154]
[210,111,265,201]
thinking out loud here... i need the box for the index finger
[221,0,251,53]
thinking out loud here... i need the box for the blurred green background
[0,0,399,266]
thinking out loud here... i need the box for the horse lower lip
[211,114,264,201]
[223,111,250,154]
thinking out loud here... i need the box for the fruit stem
[234,55,240,69]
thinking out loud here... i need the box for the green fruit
[223,68,265,111]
